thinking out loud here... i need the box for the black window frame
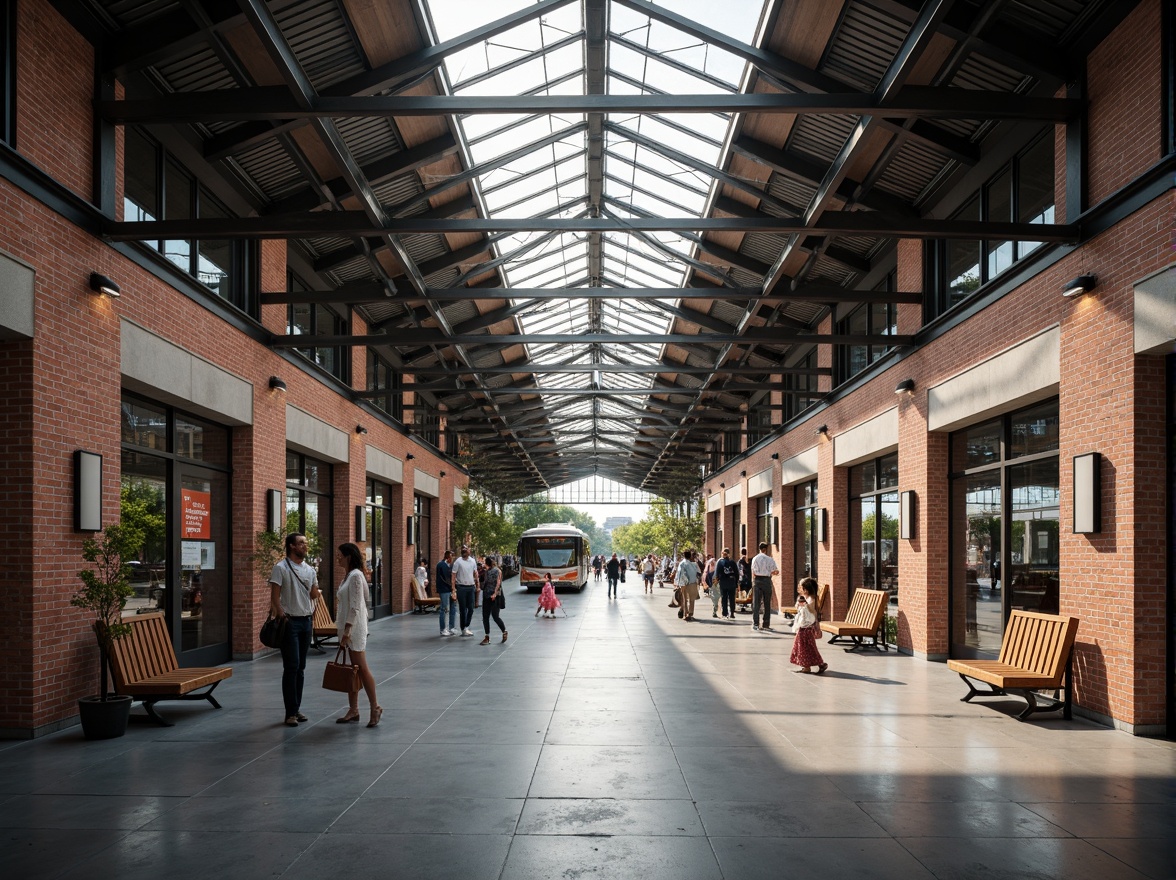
[925,130,1056,321]
[287,271,349,383]
[121,126,259,316]
[366,348,404,422]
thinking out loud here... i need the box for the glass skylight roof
[423,0,769,476]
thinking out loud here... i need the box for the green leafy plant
[72,524,142,701]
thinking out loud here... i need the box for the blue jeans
[438,591,456,632]
[457,585,476,630]
[280,615,312,717]
[607,575,618,596]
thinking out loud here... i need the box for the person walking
[750,542,779,632]
[268,532,320,727]
[675,549,701,621]
[790,577,828,674]
[703,554,719,617]
[642,554,655,594]
[452,545,479,637]
[605,553,620,599]
[480,555,508,644]
[715,547,739,619]
[435,549,456,636]
[619,556,628,586]
[334,543,381,727]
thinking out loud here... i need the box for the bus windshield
[521,537,578,568]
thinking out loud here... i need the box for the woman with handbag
[790,577,828,674]
[480,556,508,644]
[334,543,382,726]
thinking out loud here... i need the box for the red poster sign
[182,489,211,539]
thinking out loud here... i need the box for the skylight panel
[454,47,583,97]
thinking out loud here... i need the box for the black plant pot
[77,694,132,740]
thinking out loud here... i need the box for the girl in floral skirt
[790,577,828,674]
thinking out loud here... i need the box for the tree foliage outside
[119,479,166,569]
[454,490,524,555]
[610,500,703,559]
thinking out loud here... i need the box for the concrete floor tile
[0,793,182,830]
[859,799,1071,837]
[899,835,1152,880]
[55,830,319,880]
[711,836,936,879]
[349,796,524,835]
[146,795,354,832]
[286,832,511,880]
[1088,838,1176,880]
[696,799,888,838]
[418,709,552,744]
[529,745,691,799]
[366,743,542,799]
[1022,802,1176,838]
[545,710,669,745]
[516,798,704,836]
[501,834,721,880]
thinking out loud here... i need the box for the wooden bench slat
[101,612,232,725]
[820,588,888,650]
[949,610,1079,721]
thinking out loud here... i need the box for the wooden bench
[105,612,232,726]
[312,593,338,653]
[411,576,440,613]
[783,583,829,622]
[947,610,1080,721]
[820,588,889,651]
[733,586,753,612]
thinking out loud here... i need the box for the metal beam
[97,90,1083,124]
[275,331,912,347]
[106,213,1075,241]
[399,363,831,376]
[259,285,920,305]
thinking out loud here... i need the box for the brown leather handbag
[322,648,361,693]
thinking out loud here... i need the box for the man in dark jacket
[715,547,740,619]
[606,553,621,599]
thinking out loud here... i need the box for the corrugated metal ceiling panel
[153,46,235,93]
[276,0,367,91]
[787,114,859,167]
[821,1,907,92]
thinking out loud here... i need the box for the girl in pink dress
[537,572,559,617]
[790,577,828,674]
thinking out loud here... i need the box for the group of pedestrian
[663,541,827,674]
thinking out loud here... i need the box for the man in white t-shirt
[749,542,779,632]
[451,545,480,636]
[268,532,321,726]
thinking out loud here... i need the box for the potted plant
[72,523,142,739]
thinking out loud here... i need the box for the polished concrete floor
[3,579,1173,880]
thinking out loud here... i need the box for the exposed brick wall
[15,0,93,200]
[1085,0,1163,205]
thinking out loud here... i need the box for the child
[790,577,828,674]
[537,572,559,618]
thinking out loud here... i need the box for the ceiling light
[268,376,287,393]
[895,378,915,396]
[355,425,368,435]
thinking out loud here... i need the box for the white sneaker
[461,628,472,637]
[752,625,760,632]
[440,630,449,637]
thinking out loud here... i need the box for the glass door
[176,465,231,663]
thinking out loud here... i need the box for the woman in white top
[414,556,429,591]
[335,543,381,727]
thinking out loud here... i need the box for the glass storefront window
[414,493,432,575]
[950,400,1059,659]
[119,393,232,663]
[850,455,900,640]
[756,494,773,547]
[367,478,393,617]
[794,480,818,582]
[287,452,333,604]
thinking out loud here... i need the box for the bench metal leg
[957,673,1006,703]
[135,681,225,727]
